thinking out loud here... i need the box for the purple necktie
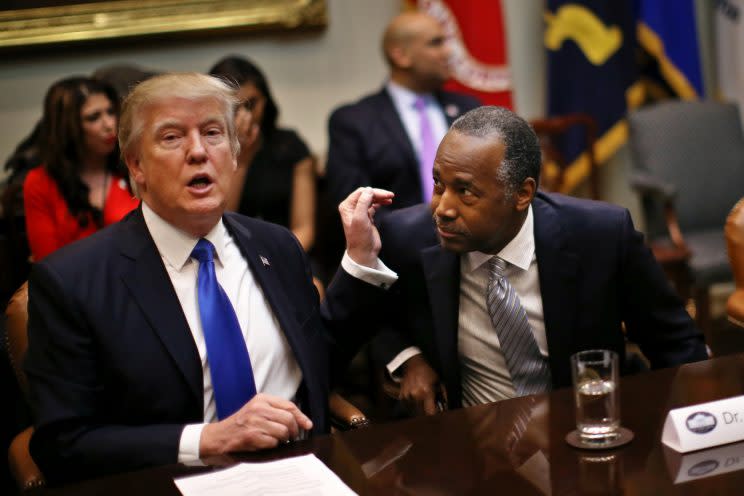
[414,96,437,202]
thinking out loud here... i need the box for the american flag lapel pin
[260,255,271,267]
[445,104,459,118]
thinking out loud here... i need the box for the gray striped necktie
[486,256,551,396]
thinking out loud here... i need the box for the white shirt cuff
[341,250,398,289]
[178,423,206,464]
[386,347,423,381]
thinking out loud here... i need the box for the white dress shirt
[142,203,302,463]
[458,206,547,406]
[386,81,449,163]
[142,203,399,463]
[387,206,548,406]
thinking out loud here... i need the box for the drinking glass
[571,349,620,445]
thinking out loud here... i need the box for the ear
[389,44,412,69]
[124,153,146,190]
[514,177,536,212]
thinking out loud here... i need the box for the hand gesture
[338,187,394,267]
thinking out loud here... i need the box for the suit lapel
[420,245,461,385]
[377,88,419,173]
[533,195,580,384]
[118,208,203,404]
[223,216,310,381]
[436,92,465,125]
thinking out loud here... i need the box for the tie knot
[488,256,508,276]
[413,96,427,112]
[191,238,215,264]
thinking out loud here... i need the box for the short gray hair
[450,106,541,194]
[118,72,240,160]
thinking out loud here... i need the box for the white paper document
[174,454,358,496]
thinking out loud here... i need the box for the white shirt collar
[465,205,535,273]
[141,201,227,271]
[386,80,434,109]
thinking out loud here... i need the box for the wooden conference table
[32,353,744,495]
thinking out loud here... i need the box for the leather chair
[628,101,744,339]
[4,283,367,490]
[530,113,600,200]
[726,198,744,328]
[5,282,44,491]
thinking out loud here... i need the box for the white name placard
[662,395,744,453]
[664,440,744,483]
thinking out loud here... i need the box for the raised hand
[338,187,394,267]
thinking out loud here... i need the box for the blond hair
[118,72,240,160]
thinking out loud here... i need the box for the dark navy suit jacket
[326,87,480,208]
[25,207,381,483]
[376,192,708,408]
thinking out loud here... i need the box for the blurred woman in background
[23,76,138,261]
[209,56,316,252]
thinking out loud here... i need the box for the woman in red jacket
[23,77,139,261]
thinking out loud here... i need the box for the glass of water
[571,349,620,445]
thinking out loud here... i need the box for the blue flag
[638,0,704,98]
[545,1,638,190]
[545,0,703,192]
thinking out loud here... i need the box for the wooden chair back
[530,113,600,200]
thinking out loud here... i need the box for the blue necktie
[191,238,256,419]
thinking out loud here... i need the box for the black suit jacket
[326,87,480,208]
[25,208,381,483]
[376,193,707,408]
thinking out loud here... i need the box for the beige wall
[0,1,551,178]
[0,0,717,225]
[0,0,400,179]
[0,0,624,208]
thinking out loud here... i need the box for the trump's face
[126,96,237,236]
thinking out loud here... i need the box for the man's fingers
[287,407,313,432]
[338,187,365,216]
[367,189,394,211]
[340,188,393,211]
[232,395,311,445]
[264,396,313,431]
[368,188,395,203]
[353,187,375,221]
[260,405,301,440]
[259,418,297,444]
[244,431,282,451]
[422,393,438,416]
[400,383,437,416]
[263,394,300,411]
